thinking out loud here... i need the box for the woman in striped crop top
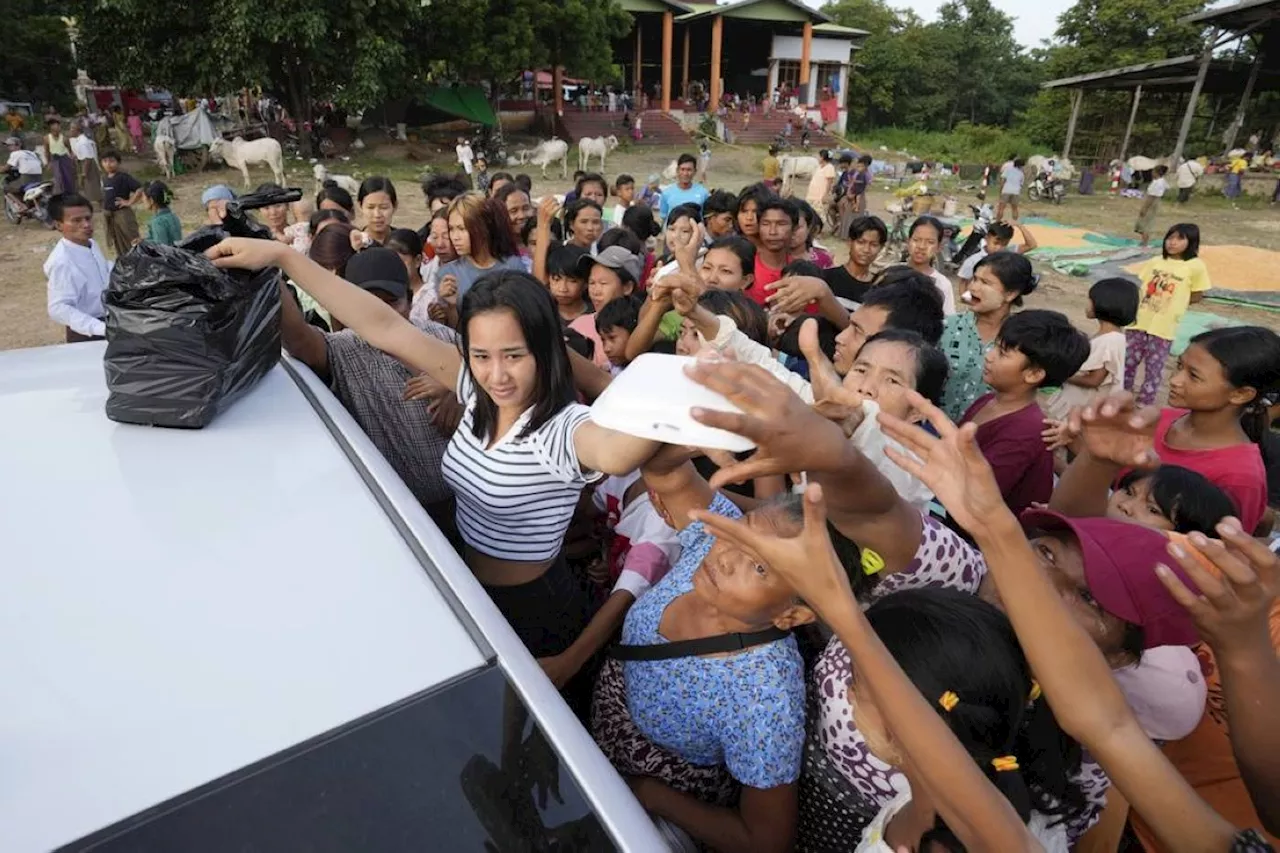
[204,240,661,681]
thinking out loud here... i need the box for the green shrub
[849,124,1041,165]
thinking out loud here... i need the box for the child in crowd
[547,243,592,324]
[611,173,636,227]
[959,309,1090,516]
[595,296,640,373]
[565,199,604,252]
[1043,277,1139,422]
[563,170,586,204]
[1126,222,1212,406]
[143,181,182,246]
[99,150,142,257]
[957,219,1038,286]
[386,228,429,321]
[570,247,642,369]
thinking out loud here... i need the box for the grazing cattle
[154,136,176,180]
[779,155,819,197]
[312,163,360,197]
[506,150,531,166]
[578,135,619,173]
[208,136,286,188]
[527,138,570,179]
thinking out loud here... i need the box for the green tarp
[417,86,497,127]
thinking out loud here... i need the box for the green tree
[0,0,77,111]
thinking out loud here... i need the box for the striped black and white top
[441,370,603,562]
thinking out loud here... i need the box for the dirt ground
[3,139,1277,352]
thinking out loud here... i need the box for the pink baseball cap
[1019,509,1202,649]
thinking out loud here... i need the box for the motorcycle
[4,168,54,227]
[1028,170,1066,204]
[950,203,995,271]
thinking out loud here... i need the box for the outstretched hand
[691,484,856,622]
[684,359,849,489]
[1063,392,1161,468]
[799,318,865,437]
[1159,517,1280,657]
[877,389,1009,536]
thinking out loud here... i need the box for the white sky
[802,0,1075,49]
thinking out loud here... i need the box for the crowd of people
[36,143,1280,853]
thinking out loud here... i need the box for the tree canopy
[0,0,77,110]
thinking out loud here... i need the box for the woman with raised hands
[875,387,1275,853]
[204,237,656,711]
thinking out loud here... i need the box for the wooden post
[682,26,691,101]
[661,11,673,113]
[800,22,813,91]
[1062,88,1083,160]
[1172,29,1216,169]
[1119,85,1142,162]
[634,23,643,96]
[710,15,723,108]
[1224,50,1263,153]
[552,65,564,119]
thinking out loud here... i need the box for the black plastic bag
[102,235,282,429]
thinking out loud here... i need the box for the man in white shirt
[1175,158,1204,203]
[5,136,43,211]
[44,193,112,342]
[455,138,474,180]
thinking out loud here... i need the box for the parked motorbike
[1029,170,1066,204]
[4,168,54,227]
[950,203,995,270]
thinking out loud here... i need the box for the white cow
[208,136,286,188]
[527,138,570,178]
[578,135,619,173]
[154,136,176,180]
[779,155,819,197]
[312,163,360,197]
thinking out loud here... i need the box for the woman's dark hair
[489,171,514,189]
[863,589,1085,840]
[547,244,590,280]
[859,329,950,405]
[1192,325,1280,446]
[316,182,355,215]
[385,227,423,258]
[863,273,947,345]
[308,221,356,276]
[595,295,641,334]
[575,172,608,198]
[493,182,529,205]
[622,204,660,241]
[357,176,398,207]
[704,189,738,218]
[735,182,775,217]
[649,338,678,355]
[254,182,282,195]
[565,198,603,235]
[792,199,822,243]
[699,289,768,345]
[458,271,576,442]
[598,227,647,256]
[782,259,824,279]
[666,202,702,227]
[520,215,540,245]
[1116,465,1236,535]
[908,214,944,240]
[848,214,888,244]
[1162,222,1200,260]
[309,207,349,234]
[1088,278,1140,327]
[514,173,533,194]
[974,250,1039,307]
[706,235,755,276]
[145,180,173,207]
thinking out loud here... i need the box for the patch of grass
[847,124,1041,165]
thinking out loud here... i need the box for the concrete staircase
[726,110,841,149]
[557,108,690,147]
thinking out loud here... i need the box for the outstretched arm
[207,238,462,390]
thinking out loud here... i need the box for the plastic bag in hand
[102,240,281,429]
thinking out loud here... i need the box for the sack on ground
[102,234,280,428]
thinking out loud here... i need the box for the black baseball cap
[345,247,408,301]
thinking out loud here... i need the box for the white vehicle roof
[0,342,662,852]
